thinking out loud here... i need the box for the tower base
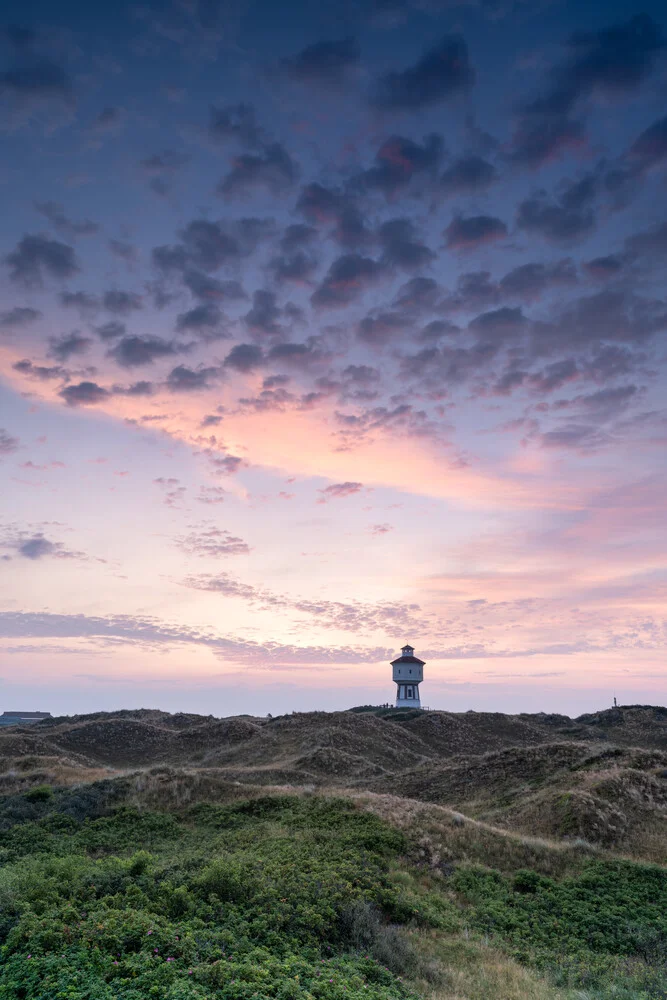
[395,683,421,709]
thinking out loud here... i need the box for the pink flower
[167,957,174,962]
[148,930,153,935]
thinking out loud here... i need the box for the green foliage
[22,786,53,804]
[2,781,666,1000]
[0,789,420,1000]
[452,860,667,996]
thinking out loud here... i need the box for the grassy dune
[0,770,665,1000]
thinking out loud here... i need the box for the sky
[1,0,667,718]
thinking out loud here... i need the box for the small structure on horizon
[0,711,52,727]
[391,644,425,708]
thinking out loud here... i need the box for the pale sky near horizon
[1,0,667,718]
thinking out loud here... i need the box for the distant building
[391,644,424,708]
[0,711,52,727]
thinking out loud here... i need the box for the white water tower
[391,644,425,708]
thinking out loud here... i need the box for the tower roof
[390,643,425,666]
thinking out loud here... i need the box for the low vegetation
[0,776,665,1000]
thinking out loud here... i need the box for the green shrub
[23,786,53,804]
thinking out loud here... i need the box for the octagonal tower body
[391,644,425,708]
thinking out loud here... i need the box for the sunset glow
[1,0,666,716]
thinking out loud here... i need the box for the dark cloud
[94,320,126,341]
[34,201,99,239]
[208,103,265,148]
[114,380,154,397]
[318,481,364,500]
[207,453,246,476]
[166,364,220,392]
[583,255,624,280]
[139,149,189,196]
[355,134,443,196]
[440,155,496,195]
[445,214,507,250]
[224,343,264,372]
[2,25,38,48]
[268,341,322,368]
[0,429,19,455]
[280,37,360,85]
[60,290,99,315]
[103,289,143,314]
[175,302,225,336]
[509,15,664,168]
[576,384,638,419]
[446,270,499,311]
[624,221,667,260]
[59,381,110,406]
[468,305,526,339]
[357,311,405,344]
[153,217,271,275]
[238,386,296,413]
[629,114,667,173]
[176,525,250,557]
[0,61,72,124]
[334,402,438,447]
[540,424,612,452]
[14,534,84,560]
[370,523,393,535]
[13,359,66,381]
[540,290,667,353]
[378,218,434,270]
[280,224,317,253]
[400,342,498,388]
[88,106,125,136]
[269,250,318,284]
[0,306,41,327]
[507,116,585,169]
[342,364,380,385]
[499,259,577,301]
[372,34,475,110]
[217,143,298,197]
[393,276,441,312]
[311,254,382,308]
[245,290,283,336]
[153,477,186,508]
[183,270,247,303]
[418,319,460,341]
[108,239,137,263]
[48,332,92,362]
[297,183,370,248]
[527,15,664,120]
[109,335,179,368]
[198,486,227,504]
[516,174,597,244]
[528,358,579,393]
[5,234,79,286]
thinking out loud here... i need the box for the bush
[23,786,52,804]
[0,793,421,1000]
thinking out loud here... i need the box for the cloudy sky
[1,0,666,717]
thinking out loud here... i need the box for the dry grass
[344,789,597,877]
[406,930,567,1000]
[0,759,119,795]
